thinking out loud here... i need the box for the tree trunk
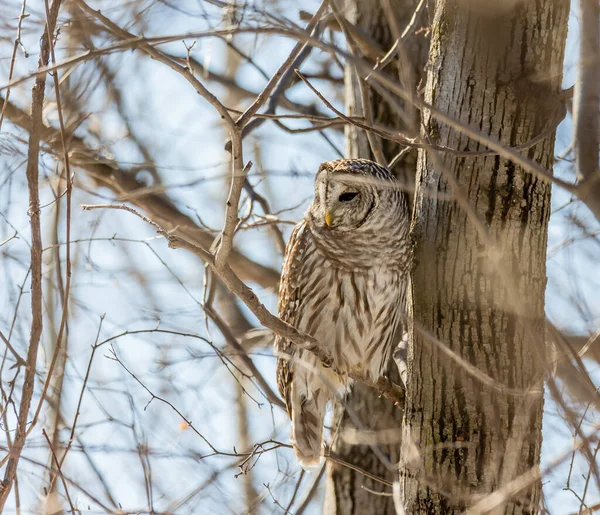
[323,1,428,513]
[399,1,569,513]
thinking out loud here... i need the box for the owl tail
[290,387,329,469]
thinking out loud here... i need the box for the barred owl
[275,158,411,468]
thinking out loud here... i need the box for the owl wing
[275,218,310,417]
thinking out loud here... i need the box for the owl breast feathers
[274,158,411,468]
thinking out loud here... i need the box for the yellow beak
[325,210,333,228]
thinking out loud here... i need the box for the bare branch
[0,0,63,509]
[235,0,330,128]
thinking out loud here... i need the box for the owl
[275,158,411,468]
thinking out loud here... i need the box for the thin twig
[42,429,76,514]
[294,464,325,515]
[0,0,28,131]
[54,316,104,478]
[0,330,27,368]
[235,0,329,128]
[325,450,393,488]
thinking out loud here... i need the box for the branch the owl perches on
[81,202,405,410]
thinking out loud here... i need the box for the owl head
[307,159,399,233]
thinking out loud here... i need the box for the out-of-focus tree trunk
[399,1,569,513]
[323,1,428,513]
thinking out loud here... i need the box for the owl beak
[325,210,334,228]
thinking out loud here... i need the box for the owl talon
[322,359,332,368]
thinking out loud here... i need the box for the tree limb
[0,0,63,509]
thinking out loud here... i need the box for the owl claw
[321,358,332,368]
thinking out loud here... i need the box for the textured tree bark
[399,1,569,513]
[323,1,428,513]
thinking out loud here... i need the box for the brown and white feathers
[275,159,411,468]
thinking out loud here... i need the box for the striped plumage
[275,159,411,468]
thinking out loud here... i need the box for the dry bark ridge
[399,1,569,513]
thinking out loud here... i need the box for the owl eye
[338,192,358,202]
